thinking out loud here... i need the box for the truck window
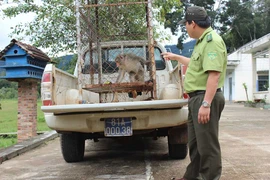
[153,48,166,70]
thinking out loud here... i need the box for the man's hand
[161,52,177,61]
[198,106,210,124]
[161,52,190,66]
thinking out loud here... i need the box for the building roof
[0,39,51,62]
[239,33,270,57]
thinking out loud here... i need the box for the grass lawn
[0,99,51,149]
[0,135,17,149]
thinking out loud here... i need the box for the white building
[224,33,270,103]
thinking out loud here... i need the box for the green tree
[51,54,77,74]
[215,0,270,52]
[163,0,270,51]
[4,0,270,55]
[0,79,12,88]
[242,83,249,102]
[253,0,270,37]
[66,54,77,74]
[0,87,18,99]
[0,80,18,99]
[0,79,17,89]
[2,0,182,56]
[217,0,257,52]
[2,0,76,56]
[164,0,216,49]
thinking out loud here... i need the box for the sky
[0,13,34,50]
[0,1,38,51]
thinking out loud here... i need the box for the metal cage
[75,0,157,103]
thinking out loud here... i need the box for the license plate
[104,117,133,137]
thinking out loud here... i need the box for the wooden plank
[83,81,153,93]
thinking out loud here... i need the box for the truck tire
[167,126,188,159]
[168,142,187,159]
[60,133,85,163]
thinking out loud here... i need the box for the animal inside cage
[76,0,157,102]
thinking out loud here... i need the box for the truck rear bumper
[41,99,188,114]
[44,107,188,133]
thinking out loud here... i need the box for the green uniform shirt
[184,27,227,93]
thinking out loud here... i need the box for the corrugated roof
[0,39,51,62]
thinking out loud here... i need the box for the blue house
[0,39,51,80]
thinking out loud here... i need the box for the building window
[258,75,269,91]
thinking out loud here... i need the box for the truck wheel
[168,142,187,159]
[60,133,85,163]
[167,126,188,159]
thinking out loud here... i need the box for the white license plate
[104,117,133,137]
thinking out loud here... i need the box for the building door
[229,77,232,101]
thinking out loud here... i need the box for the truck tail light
[183,93,189,99]
[43,99,52,106]
[41,72,53,106]
[42,73,51,82]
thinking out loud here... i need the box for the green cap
[179,6,208,25]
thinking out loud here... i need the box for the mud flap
[168,125,188,144]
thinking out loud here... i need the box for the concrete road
[0,103,270,180]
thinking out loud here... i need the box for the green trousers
[184,92,225,180]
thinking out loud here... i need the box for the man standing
[162,6,227,180]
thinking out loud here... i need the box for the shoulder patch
[207,52,217,60]
[207,34,212,42]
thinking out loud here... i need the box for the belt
[188,88,222,98]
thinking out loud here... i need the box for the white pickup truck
[41,40,188,163]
